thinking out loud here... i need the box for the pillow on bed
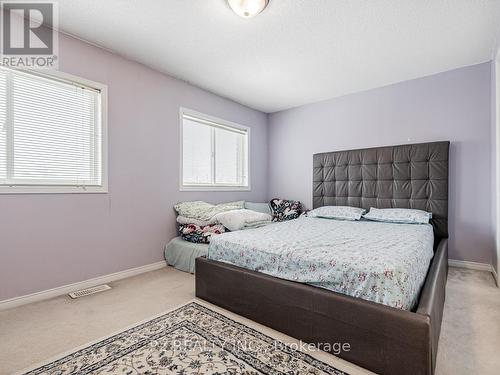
[174,200,245,221]
[363,208,432,224]
[308,206,366,221]
[269,198,302,222]
[215,209,272,231]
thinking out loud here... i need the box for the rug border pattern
[22,302,347,375]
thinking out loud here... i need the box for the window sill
[180,185,251,192]
[0,186,108,194]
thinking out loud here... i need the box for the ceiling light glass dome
[227,0,269,18]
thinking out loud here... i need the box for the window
[180,108,249,190]
[0,67,107,193]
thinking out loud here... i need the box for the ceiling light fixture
[227,0,269,18]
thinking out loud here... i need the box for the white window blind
[0,67,105,192]
[181,110,249,190]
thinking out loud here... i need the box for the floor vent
[68,284,111,299]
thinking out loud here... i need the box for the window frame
[179,107,251,192]
[0,68,108,194]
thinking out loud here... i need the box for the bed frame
[196,141,450,375]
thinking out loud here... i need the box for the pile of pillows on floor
[174,198,303,244]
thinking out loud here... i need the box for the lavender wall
[1,33,495,301]
[268,62,494,264]
[0,34,268,301]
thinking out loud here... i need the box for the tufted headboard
[313,141,449,239]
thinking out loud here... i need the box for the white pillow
[308,206,366,221]
[215,209,272,231]
[363,208,432,224]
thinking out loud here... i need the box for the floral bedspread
[208,217,434,310]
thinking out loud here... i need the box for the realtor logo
[1,1,58,68]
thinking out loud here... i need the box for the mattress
[208,217,434,310]
[165,237,208,273]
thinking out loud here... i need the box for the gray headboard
[313,141,449,239]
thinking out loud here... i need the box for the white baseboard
[0,261,166,311]
[492,266,499,286]
[448,259,498,286]
[448,259,493,272]
[2,258,496,311]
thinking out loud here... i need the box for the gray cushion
[244,202,271,215]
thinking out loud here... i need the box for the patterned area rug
[21,302,347,374]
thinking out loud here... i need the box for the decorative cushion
[308,206,366,221]
[178,223,226,244]
[363,208,432,224]
[269,198,302,222]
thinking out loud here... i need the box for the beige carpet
[436,268,500,374]
[14,301,355,375]
[0,266,499,375]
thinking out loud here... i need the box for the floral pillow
[308,206,366,221]
[363,208,432,224]
[269,198,302,222]
[179,223,226,244]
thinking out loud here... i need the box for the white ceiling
[56,0,500,113]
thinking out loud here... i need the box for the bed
[208,217,434,310]
[196,141,449,375]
